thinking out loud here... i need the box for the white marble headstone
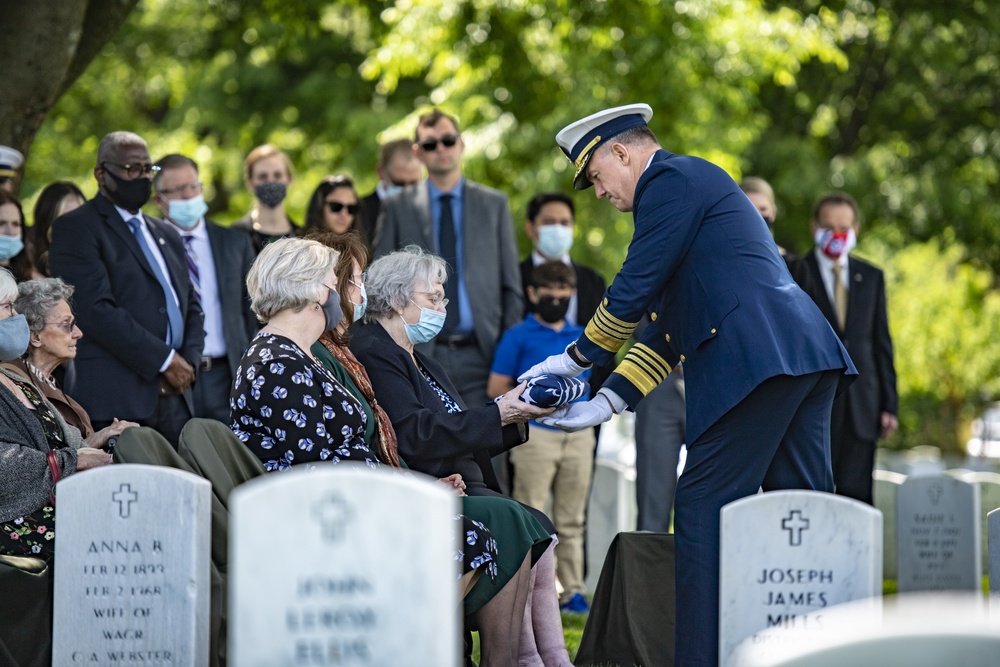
[719,490,882,667]
[873,469,905,580]
[896,474,981,592]
[585,458,637,592]
[989,509,1000,598]
[52,464,211,666]
[229,467,459,667]
[961,471,1000,574]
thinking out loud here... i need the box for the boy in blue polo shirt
[487,261,594,613]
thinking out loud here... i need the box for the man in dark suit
[49,132,205,447]
[152,153,258,423]
[373,108,523,411]
[521,104,856,666]
[357,138,423,249]
[798,191,898,504]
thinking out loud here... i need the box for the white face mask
[536,225,574,259]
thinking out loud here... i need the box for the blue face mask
[536,225,574,259]
[167,194,208,229]
[0,235,24,261]
[402,300,446,344]
[352,283,368,323]
[383,184,404,198]
[0,314,29,361]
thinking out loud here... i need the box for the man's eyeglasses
[0,302,13,317]
[46,318,77,333]
[417,135,459,152]
[158,181,203,197]
[102,161,161,179]
[326,202,359,215]
[414,291,449,308]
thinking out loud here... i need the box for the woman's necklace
[24,359,58,390]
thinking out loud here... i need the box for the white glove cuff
[597,388,627,415]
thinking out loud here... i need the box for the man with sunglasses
[49,132,205,447]
[153,153,258,423]
[374,109,523,483]
[357,138,423,249]
[0,146,24,195]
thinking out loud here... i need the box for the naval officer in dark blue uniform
[519,103,856,666]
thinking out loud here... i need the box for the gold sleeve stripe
[613,344,671,396]
[584,318,625,353]
[594,305,636,332]
[593,312,633,340]
[629,344,671,378]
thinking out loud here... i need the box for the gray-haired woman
[351,246,575,666]
[0,269,114,561]
[10,278,137,445]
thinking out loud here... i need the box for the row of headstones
[875,469,1000,581]
[719,480,1000,666]
[52,464,461,666]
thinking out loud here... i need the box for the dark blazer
[373,180,523,357]
[800,252,898,441]
[49,194,205,423]
[350,321,526,492]
[576,150,855,445]
[205,220,258,375]
[355,190,380,250]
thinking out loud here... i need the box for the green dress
[312,342,550,615]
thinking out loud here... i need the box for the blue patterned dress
[230,332,380,471]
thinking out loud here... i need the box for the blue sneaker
[559,592,590,613]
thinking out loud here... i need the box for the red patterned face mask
[815,228,856,259]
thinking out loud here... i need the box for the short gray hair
[365,245,447,319]
[247,237,340,322]
[15,278,75,333]
[97,131,147,165]
[0,268,16,304]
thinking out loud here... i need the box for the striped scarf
[318,334,401,468]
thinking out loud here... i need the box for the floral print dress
[231,332,380,471]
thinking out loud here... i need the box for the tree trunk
[0,0,139,161]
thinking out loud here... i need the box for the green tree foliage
[860,230,1000,453]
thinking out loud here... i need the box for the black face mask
[254,182,287,208]
[535,295,570,324]
[104,169,152,212]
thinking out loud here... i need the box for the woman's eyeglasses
[46,318,77,333]
[417,135,459,152]
[414,291,449,308]
[326,202,359,215]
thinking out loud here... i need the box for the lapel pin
[854,273,862,282]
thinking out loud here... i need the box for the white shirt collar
[531,249,572,266]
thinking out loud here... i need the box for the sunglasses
[326,202,359,215]
[417,135,459,152]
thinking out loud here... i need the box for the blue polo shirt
[491,315,590,430]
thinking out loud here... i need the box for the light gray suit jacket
[373,179,523,357]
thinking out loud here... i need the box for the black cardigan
[350,321,526,492]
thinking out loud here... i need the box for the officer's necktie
[832,263,848,330]
[126,217,184,347]
[437,193,459,334]
[182,234,202,307]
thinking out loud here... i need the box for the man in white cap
[518,103,856,666]
[0,146,25,195]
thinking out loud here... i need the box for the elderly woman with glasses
[350,246,575,666]
[304,175,361,238]
[9,278,137,445]
[0,269,120,561]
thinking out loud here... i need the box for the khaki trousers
[510,425,595,600]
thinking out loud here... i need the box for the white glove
[517,346,589,383]
[536,388,627,432]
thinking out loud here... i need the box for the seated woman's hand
[85,418,140,449]
[496,381,556,426]
[437,473,467,496]
[76,447,113,471]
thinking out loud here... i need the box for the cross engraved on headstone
[927,482,943,505]
[781,509,809,546]
[112,483,138,518]
[312,492,354,543]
